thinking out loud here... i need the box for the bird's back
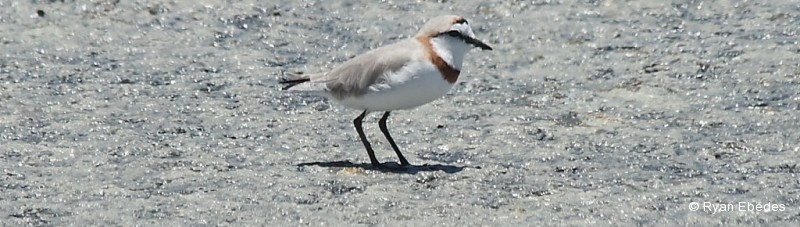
[300,39,424,98]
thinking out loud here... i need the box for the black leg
[379,111,410,166]
[354,110,380,166]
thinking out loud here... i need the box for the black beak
[463,36,493,51]
[439,30,493,51]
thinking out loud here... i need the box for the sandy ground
[2,0,799,226]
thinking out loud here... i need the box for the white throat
[430,36,471,71]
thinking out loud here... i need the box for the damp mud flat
[1,1,798,226]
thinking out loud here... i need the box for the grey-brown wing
[316,39,421,99]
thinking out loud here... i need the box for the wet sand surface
[2,0,799,226]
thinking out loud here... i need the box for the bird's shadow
[296,161,478,174]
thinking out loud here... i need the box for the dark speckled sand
[2,0,799,225]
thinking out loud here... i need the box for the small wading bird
[280,15,492,166]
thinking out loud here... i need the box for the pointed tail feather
[279,71,311,90]
[280,71,328,92]
[279,78,310,90]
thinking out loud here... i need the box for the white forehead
[449,23,476,38]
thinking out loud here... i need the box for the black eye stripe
[435,30,464,40]
[455,18,468,24]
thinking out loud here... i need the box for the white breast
[334,60,453,111]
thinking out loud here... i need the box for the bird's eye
[435,30,463,39]
[446,30,461,37]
